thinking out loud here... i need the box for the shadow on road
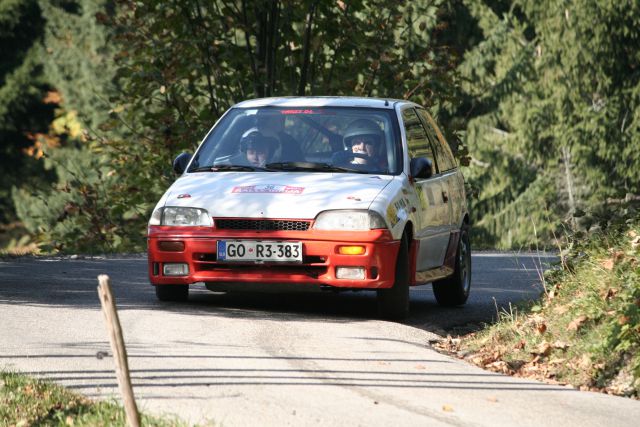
[0,252,556,335]
[12,361,572,396]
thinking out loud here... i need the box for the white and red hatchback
[148,97,470,319]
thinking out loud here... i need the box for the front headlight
[148,207,213,226]
[313,210,387,231]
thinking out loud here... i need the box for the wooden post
[97,274,140,427]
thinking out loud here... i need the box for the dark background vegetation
[1,0,639,254]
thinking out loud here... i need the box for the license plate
[217,240,302,263]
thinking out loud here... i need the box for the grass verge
[0,371,188,426]
[437,221,640,397]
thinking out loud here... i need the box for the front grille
[196,263,327,277]
[215,219,311,231]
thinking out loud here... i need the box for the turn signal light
[338,245,366,255]
[159,241,185,252]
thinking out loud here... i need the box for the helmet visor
[346,134,381,147]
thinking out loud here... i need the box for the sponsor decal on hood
[163,172,394,219]
[232,184,305,194]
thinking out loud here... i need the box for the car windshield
[188,107,401,175]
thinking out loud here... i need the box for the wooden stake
[97,274,140,427]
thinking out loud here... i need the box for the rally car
[147,97,470,319]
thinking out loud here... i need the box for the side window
[401,108,437,170]
[416,109,456,171]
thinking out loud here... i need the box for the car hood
[162,172,393,219]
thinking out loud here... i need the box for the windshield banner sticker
[232,185,305,194]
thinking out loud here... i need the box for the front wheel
[377,234,410,320]
[155,284,189,302]
[432,225,471,306]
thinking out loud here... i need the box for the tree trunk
[562,145,577,228]
[298,1,317,96]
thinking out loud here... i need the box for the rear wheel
[377,234,410,320]
[433,225,471,306]
[155,284,189,302]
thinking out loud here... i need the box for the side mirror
[410,157,433,179]
[173,152,192,175]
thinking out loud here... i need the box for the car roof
[232,96,417,110]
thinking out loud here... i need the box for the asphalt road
[1,253,638,426]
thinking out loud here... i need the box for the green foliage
[7,0,465,253]
[39,0,119,130]
[9,0,640,252]
[462,219,640,396]
[460,0,640,249]
[0,0,55,224]
[7,0,138,253]
[12,141,142,253]
[53,0,460,253]
[0,371,188,426]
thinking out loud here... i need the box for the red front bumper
[147,225,400,289]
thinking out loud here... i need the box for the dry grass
[436,223,640,397]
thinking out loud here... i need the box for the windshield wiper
[190,164,264,172]
[265,161,368,173]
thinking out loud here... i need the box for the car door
[416,109,461,231]
[400,107,450,271]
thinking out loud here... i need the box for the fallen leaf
[522,363,542,375]
[66,416,74,426]
[415,364,426,370]
[601,288,618,301]
[532,341,552,357]
[552,341,570,351]
[442,404,454,412]
[579,354,592,370]
[632,236,640,250]
[536,323,547,334]
[486,396,498,403]
[618,315,630,325]
[568,315,588,331]
[471,356,485,366]
[485,360,511,374]
[514,339,526,350]
[601,258,614,270]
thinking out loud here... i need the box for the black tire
[377,234,410,320]
[155,284,189,302]
[433,225,471,306]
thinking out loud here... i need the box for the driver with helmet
[340,118,386,169]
